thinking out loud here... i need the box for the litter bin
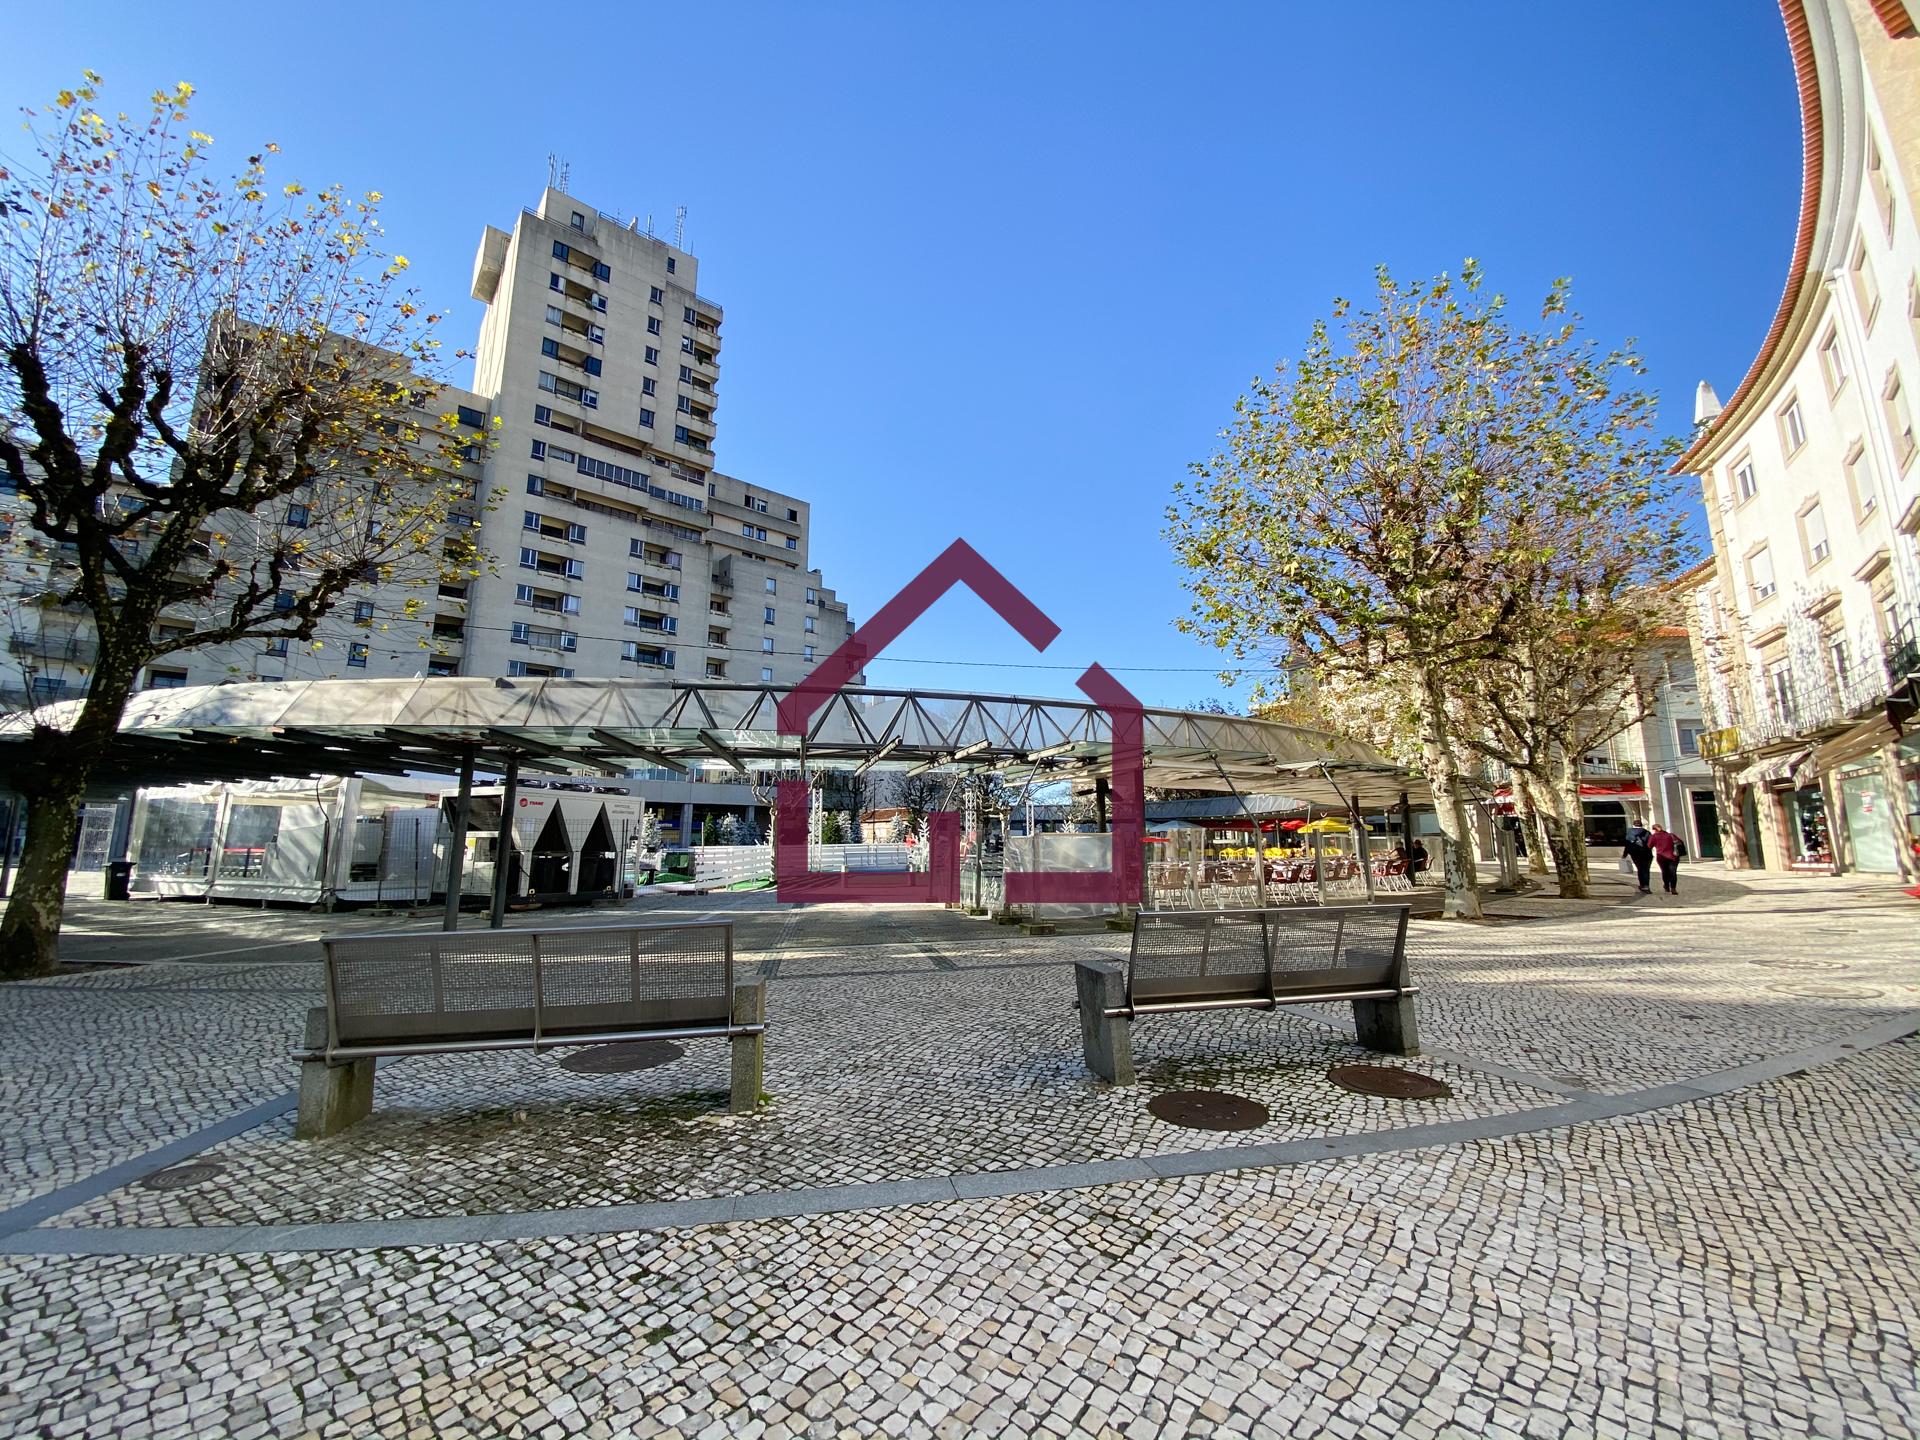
[104,860,134,902]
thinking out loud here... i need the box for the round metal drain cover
[1146,1090,1269,1131]
[557,1040,686,1074]
[1749,958,1847,971]
[137,1162,226,1192]
[1766,981,1885,1000]
[1326,1065,1453,1100]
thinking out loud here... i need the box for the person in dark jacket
[1623,823,1654,894]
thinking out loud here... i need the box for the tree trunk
[1415,667,1483,920]
[1512,787,1549,875]
[1524,769,1590,900]
[0,768,87,978]
[0,658,142,979]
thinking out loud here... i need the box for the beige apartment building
[1680,0,1920,879]
[1,186,858,705]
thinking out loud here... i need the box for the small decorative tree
[819,811,844,845]
[699,814,719,846]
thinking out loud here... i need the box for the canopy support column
[442,751,474,932]
[489,753,520,930]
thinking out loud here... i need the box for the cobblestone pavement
[0,866,1915,1436]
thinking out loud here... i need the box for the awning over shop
[1812,716,1897,775]
[1735,748,1816,790]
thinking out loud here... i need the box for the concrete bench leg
[1074,959,1135,1086]
[1352,993,1420,1057]
[729,980,766,1114]
[294,1007,374,1139]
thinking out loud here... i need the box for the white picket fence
[687,845,773,887]
[805,842,921,873]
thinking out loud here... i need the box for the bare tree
[0,77,488,976]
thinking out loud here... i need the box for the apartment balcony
[8,632,97,665]
[1579,757,1643,780]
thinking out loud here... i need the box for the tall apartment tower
[458,188,856,686]
[0,187,858,704]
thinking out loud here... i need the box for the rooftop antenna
[674,205,687,249]
[545,153,571,190]
[645,211,655,237]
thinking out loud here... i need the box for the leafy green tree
[700,814,720,846]
[819,811,844,845]
[0,77,486,976]
[1168,262,1682,918]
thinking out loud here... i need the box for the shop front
[1811,718,1916,880]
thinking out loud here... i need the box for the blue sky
[3,2,1799,708]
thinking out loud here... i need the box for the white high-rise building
[459,188,856,685]
[0,187,859,703]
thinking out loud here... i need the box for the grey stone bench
[1073,903,1418,1085]
[292,919,764,1137]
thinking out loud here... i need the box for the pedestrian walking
[1622,822,1654,894]
[1649,822,1685,895]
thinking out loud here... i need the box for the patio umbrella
[1298,817,1351,834]
[1279,819,1308,832]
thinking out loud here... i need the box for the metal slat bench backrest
[321,919,734,1052]
[1126,903,1410,1011]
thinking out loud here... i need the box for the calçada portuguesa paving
[0,864,1915,1439]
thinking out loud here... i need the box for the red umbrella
[1280,819,1307,832]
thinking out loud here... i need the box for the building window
[1675,721,1703,758]
[650,286,664,304]
[761,667,773,683]
[1767,661,1795,725]
[456,404,486,429]
[1747,546,1776,603]
[765,578,777,594]
[803,645,815,661]
[645,346,660,365]
[806,587,817,604]
[640,408,655,428]
[1732,457,1757,503]
[286,503,311,528]
[1800,501,1829,566]
[353,601,375,623]
[264,638,289,657]
[1867,134,1894,240]
[1829,635,1850,688]
[1847,444,1878,515]
[347,643,369,669]
[646,316,662,336]
[1778,396,1806,456]
[681,336,695,355]
[530,439,547,461]
[274,590,296,613]
[427,657,459,677]
[786,537,798,551]
[642,377,656,396]
[742,523,768,541]
[764,606,776,624]
[534,404,552,427]
[804,616,815,633]
[667,257,677,274]
[1852,237,1880,329]
[148,668,189,689]
[1886,370,1915,465]
[1819,328,1848,395]
[762,637,775,653]
[570,211,585,230]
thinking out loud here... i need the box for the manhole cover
[1146,1090,1269,1131]
[1766,981,1886,1000]
[1326,1065,1453,1100]
[1749,958,1847,971]
[557,1040,687,1074]
[137,1162,226,1192]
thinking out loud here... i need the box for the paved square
[1,865,1915,1437]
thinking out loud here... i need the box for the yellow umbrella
[1298,817,1351,834]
